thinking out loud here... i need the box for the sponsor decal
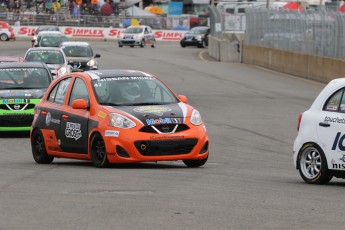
[2,113,31,115]
[13,104,21,110]
[324,116,345,124]
[146,117,182,125]
[45,112,60,126]
[65,122,82,140]
[98,111,106,118]
[134,106,171,116]
[1,98,29,103]
[105,130,120,137]
[149,135,185,140]
[64,28,104,37]
[97,76,154,82]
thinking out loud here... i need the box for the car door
[58,77,89,154]
[36,77,72,151]
[316,87,345,170]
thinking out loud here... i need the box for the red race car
[0,21,15,41]
[30,69,209,168]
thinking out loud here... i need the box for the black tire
[183,155,208,168]
[118,43,123,48]
[151,40,155,48]
[180,43,186,48]
[91,133,109,168]
[130,45,134,48]
[31,129,54,164]
[0,33,9,41]
[297,143,332,184]
[140,39,145,48]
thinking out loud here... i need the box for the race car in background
[0,21,15,41]
[60,41,101,71]
[30,69,209,168]
[0,62,53,131]
[118,25,156,48]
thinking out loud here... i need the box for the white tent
[121,5,156,17]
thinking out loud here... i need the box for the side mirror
[95,54,101,58]
[178,95,188,104]
[71,99,88,110]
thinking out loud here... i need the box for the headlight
[109,113,136,129]
[58,66,67,75]
[33,35,37,40]
[196,35,202,40]
[190,109,203,126]
[87,59,96,66]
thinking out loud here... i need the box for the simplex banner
[14,26,188,41]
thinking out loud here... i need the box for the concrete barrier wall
[208,33,345,83]
[243,45,345,83]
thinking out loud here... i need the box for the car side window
[69,78,89,106]
[48,78,71,104]
[324,89,344,112]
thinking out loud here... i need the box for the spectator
[100,0,112,16]
[80,2,90,15]
[72,0,80,18]
[52,0,61,14]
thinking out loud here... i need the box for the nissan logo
[162,126,170,132]
[140,144,147,150]
[13,104,21,110]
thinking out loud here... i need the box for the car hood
[0,88,46,99]
[47,64,64,69]
[108,103,187,126]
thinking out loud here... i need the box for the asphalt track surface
[0,41,343,230]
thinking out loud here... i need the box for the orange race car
[30,69,209,168]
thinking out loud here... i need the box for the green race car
[0,62,53,131]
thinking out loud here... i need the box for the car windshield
[25,50,65,64]
[188,28,208,35]
[39,36,68,47]
[0,67,51,89]
[92,76,178,106]
[61,45,93,57]
[124,28,143,34]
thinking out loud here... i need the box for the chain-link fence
[245,8,345,59]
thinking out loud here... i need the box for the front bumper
[102,124,209,163]
[119,39,142,46]
[180,38,203,47]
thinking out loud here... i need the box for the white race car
[118,25,156,48]
[293,78,345,184]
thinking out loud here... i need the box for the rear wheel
[118,43,123,48]
[91,133,109,168]
[180,43,186,48]
[298,143,332,184]
[31,129,54,164]
[0,33,9,41]
[183,156,208,168]
[151,39,155,48]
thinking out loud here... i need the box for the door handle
[319,122,330,127]
[62,114,69,120]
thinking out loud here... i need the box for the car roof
[60,41,90,46]
[37,31,62,36]
[84,69,154,80]
[0,62,49,69]
[27,47,63,52]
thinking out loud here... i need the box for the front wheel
[91,133,109,168]
[140,39,145,48]
[0,33,9,41]
[31,129,54,164]
[298,143,332,184]
[183,156,208,168]
[118,43,123,48]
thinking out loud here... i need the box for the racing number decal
[332,132,345,151]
